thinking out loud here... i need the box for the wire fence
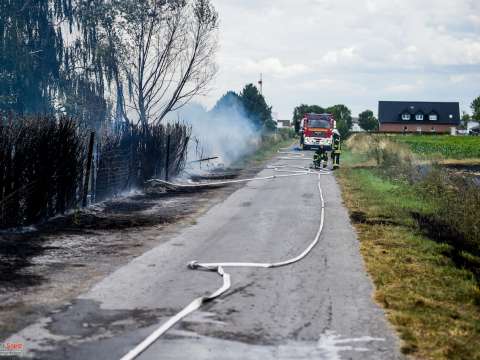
[0,115,191,229]
[94,123,190,201]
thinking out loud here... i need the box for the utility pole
[258,73,263,95]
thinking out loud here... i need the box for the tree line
[0,0,218,129]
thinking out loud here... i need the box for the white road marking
[316,331,385,360]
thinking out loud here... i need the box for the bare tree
[113,0,218,128]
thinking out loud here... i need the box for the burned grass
[0,165,276,338]
[0,185,233,340]
[350,210,400,227]
[0,189,200,294]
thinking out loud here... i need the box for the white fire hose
[120,151,330,360]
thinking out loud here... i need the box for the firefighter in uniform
[313,144,328,169]
[331,131,341,169]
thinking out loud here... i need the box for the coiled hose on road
[120,150,331,360]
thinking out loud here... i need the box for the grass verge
[337,152,480,360]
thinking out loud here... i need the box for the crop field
[391,135,480,159]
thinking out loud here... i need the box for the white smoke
[171,98,261,171]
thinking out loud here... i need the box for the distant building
[378,101,460,133]
[276,119,292,129]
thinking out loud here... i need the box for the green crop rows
[392,135,480,159]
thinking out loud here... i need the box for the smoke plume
[172,95,261,171]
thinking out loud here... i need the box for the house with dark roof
[378,101,460,133]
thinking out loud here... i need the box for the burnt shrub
[418,170,480,254]
[410,168,480,282]
[94,123,191,201]
[0,116,191,228]
[0,116,87,228]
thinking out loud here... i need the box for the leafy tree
[326,104,352,139]
[0,0,119,127]
[58,0,120,129]
[358,110,379,132]
[0,1,61,114]
[336,121,351,139]
[211,91,244,115]
[240,84,274,130]
[292,104,325,133]
[471,96,480,121]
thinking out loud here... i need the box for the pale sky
[201,0,480,119]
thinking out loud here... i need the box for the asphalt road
[8,149,402,360]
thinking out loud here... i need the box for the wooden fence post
[90,145,96,204]
[83,132,95,207]
[165,133,171,181]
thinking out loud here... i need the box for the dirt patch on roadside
[0,164,264,341]
[349,210,400,227]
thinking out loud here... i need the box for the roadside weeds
[337,135,480,360]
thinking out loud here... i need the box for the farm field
[392,135,480,159]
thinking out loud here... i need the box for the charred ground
[0,164,256,340]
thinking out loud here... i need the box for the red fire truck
[299,113,336,150]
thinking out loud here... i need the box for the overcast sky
[201,0,480,119]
